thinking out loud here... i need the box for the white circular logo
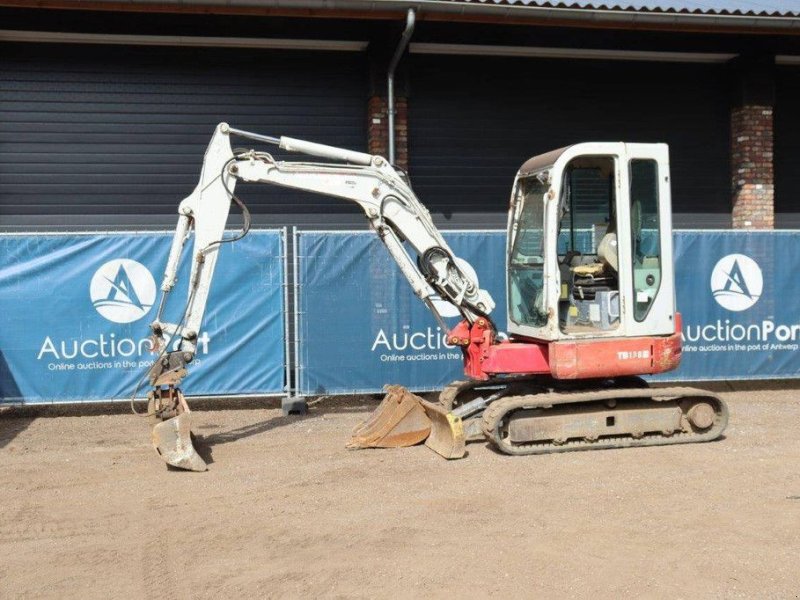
[710,253,762,312]
[90,259,156,323]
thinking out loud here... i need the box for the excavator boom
[143,123,493,469]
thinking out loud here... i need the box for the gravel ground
[1,385,799,599]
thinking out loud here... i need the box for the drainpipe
[387,8,415,165]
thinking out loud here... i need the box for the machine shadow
[482,433,730,457]
[0,350,31,449]
[189,394,392,463]
[0,415,34,450]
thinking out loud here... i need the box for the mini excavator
[141,123,728,471]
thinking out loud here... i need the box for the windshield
[508,175,548,328]
[510,178,546,264]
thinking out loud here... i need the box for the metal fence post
[281,226,308,416]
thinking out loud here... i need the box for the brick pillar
[367,95,409,171]
[731,106,774,229]
[395,97,408,170]
[729,55,775,229]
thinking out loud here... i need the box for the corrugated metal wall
[0,43,367,231]
[776,66,800,228]
[408,54,731,229]
[4,43,790,232]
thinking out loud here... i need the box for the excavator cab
[507,143,675,343]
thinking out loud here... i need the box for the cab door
[619,143,675,337]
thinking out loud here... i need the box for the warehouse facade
[1,0,799,231]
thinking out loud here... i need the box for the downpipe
[388,8,415,165]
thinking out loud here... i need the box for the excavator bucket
[347,385,466,459]
[151,411,207,472]
[149,389,207,472]
[419,398,466,460]
[347,385,431,448]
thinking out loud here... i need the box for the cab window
[508,176,548,327]
[629,159,661,321]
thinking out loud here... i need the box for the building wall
[775,66,800,228]
[407,54,731,229]
[0,9,798,232]
[0,43,368,230]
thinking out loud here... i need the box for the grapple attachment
[347,385,466,459]
[149,388,207,472]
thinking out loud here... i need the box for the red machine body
[448,314,683,381]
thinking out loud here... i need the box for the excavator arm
[145,123,494,470]
[150,123,494,373]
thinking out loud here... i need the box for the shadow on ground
[0,415,34,450]
[189,393,413,463]
[1,379,797,453]
[190,413,316,465]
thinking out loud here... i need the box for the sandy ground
[1,386,799,599]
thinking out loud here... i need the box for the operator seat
[597,232,618,273]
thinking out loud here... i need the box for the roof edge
[1,0,799,35]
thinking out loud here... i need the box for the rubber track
[439,376,648,411]
[438,380,471,410]
[438,376,546,411]
[481,386,729,456]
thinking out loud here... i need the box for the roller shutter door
[775,67,800,228]
[409,54,730,229]
[0,43,366,230]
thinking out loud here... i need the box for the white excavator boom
[151,123,494,361]
[144,123,495,470]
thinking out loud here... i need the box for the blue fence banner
[0,230,286,403]
[296,229,800,395]
[296,230,508,395]
[654,230,800,382]
[4,228,797,402]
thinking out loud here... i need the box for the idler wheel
[687,403,715,430]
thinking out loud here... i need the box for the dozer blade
[347,385,431,449]
[152,411,207,472]
[419,398,466,460]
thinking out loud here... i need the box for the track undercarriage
[439,377,729,456]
